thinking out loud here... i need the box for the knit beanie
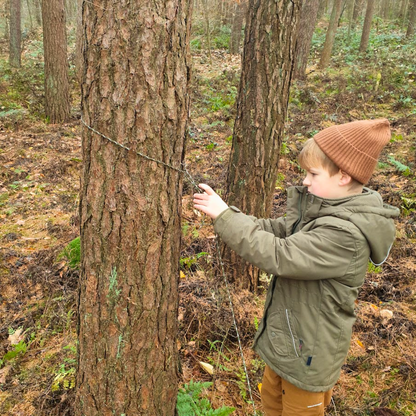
[313,118,391,184]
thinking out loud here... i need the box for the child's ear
[339,170,353,187]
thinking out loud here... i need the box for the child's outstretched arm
[193,184,229,220]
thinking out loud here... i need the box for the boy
[193,119,399,416]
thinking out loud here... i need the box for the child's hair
[299,138,363,190]
[298,138,339,176]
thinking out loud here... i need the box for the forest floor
[0,27,416,416]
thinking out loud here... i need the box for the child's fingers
[198,183,215,195]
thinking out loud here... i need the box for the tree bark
[293,0,320,80]
[223,0,301,291]
[229,0,246,55]
[42,0,70,123]
[75,0,191,415]
[406,0,416,37]
[359,0,376,53]
[318,0,343,69]
[75,0,83,82]
[9,0,21,67]
[352,0,365,28]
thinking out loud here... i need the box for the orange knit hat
[313,118,391,184]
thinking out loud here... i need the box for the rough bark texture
[359,0,376,53]
[318,0,343,69]
[293,0,320,80]
[75,1,191,415]
[42,0,70,123]
[9,0,21,67]
[75,0,82,82]
[224,0,301,291]
[229,1,246,55]
[406,0,416,37]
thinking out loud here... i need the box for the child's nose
[303,176,310,186]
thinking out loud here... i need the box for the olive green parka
[213,186,399,392]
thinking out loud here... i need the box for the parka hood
[291,186,400,265]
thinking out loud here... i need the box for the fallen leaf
[258,383,262,393]
[215,379,227,392]
[0,366,11,383]
[180,271,186,279]
[356,339,365,349]
[380,309,393,320]
[9,328,24,345]
[199,361,214,375]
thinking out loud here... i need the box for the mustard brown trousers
[261,366,333,416]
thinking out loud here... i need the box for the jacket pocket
[267,309,302,358]
[267,311,289,356]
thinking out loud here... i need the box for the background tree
[293,0,320,80]
[318,0,343,69]
[223,0,301,291]
[229,0,246,54]
[352,0,365,29]
[41,0,70,123]
[75,0,191,414]
[359,0,376,52]
[9,0,21,67]
[406,0,416,37]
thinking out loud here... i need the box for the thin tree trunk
[224,0,301,291]
[203,0,212,64]
[347,0,356,38]
[26,0,33,30]
[294,0,320,80]
[359,0,376,53]
[41,0,70,123]
[33,0,41,26]
[352,0,365,28]
[318,0,343,69]
[9,0,21,67]
[406,0,416,37]
[229,1,246,55]
[75,0,191,414]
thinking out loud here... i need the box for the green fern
[387,156,411,176]
[177,380,235,416]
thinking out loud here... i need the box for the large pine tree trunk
[318,0,343,69]
[9,0,21,67]
[75,0,191,415]
[293,0,320,80]
[42,0,70,123]
[223,0,301,291]
[406,0,416,37]
[359,0,376,53]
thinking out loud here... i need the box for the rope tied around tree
[80,118,258,414]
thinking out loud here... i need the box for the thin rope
[81,118,257,414]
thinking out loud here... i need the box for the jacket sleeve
[247,215,287,238]
[213,208,356,280]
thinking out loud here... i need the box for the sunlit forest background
[0,0,415,415]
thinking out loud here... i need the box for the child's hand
[193,184,229,220]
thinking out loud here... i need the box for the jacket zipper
[285,309,299,357]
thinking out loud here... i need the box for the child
[193,119,399,416]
